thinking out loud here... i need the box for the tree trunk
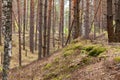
[43,0,48,57]
[68,0,71,43]
[115,0,120,42]
[84,0,90,39]
[73,0,80,39]
[107,0,114,42]
[30,0,34,53]
[47,0,52,56]
[2,0,12,79]
[38,0,43,59]
[60,0,64,47]
[17,0,22,66]
[52,0,55,48]
[0,0,2,45]
[23,0,26,50]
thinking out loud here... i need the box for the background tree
[47,0,52,56]
[29,0,34,53]
[17,0,22,66]
[0,0,2,45]
[38,0,43,59]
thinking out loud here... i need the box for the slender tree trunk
[23,0,26,50]
[0,0,2,45]
[84,0,90,39]
[68,0,71,43]
[35,1,39,51]
[30,0,34,53]
[38,0,43,59]
[43,0,48,57]
[2,0,12,80]
[17,0,22,66]
[47,0,52,56]
[94,0,97,39]
[52,0,55,48]
[60,0,64,47]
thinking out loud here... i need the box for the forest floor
[0,35,120,80]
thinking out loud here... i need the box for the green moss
[53,57,60,63]
[69,64,79,71]
[114,57,120,63]
[88,47,106,57]
[81,57,92,64]
[71,38,80,44]
[43,63,52,70]
[43,72,58,80]
[63,43,83,52]
[83,45,95,52]
[51,74,71,80]
[63,50,74,57]
[0,66,2,72]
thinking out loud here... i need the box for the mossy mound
[63,42,83,52]
[42,40,107,80]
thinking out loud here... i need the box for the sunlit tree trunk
[35,0,39,51]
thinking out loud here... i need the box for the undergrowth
[42,40,107,80]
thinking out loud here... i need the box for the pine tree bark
[17,0,22,66]
[30,0,34,53]
[73,0,80,39]
[35,1,39,51]
[2,0,12,80]
[47,0,52,56]
[107,0,114,42]
[115,0,120,42]
[38,0,43,59]
[23,0,26,50]
[68,0,71,43]
[84,0,90,39]
[52,0,55,48]
[43,0,48,57]
[60,0,64,47]
[0,0,2,45]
